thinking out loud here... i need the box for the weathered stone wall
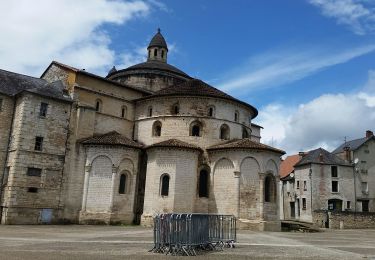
[208,150,281,231]
[79,146,140,224]
[141,148,199,226]
[0,95,14,193]
[1,93,71,224]
[294,164,355,223]
[313,210,375,229]
[135,97,253,147]
[250,124,261,143]
[353,139,375,212]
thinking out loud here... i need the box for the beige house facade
[0,30,284,230]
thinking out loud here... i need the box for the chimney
[343,146,351,162]
[366,130,374,139]
[298,152,305,157]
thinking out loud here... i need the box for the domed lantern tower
[147,28,168,63]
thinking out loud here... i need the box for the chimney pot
[366,130,374,138]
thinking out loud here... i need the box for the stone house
[280,148,354,223]
[333,130,375,212]
[0,30,284,230]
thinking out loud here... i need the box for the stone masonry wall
[313,210,375,229]
[0,95,14,194]
[1,93,71,224]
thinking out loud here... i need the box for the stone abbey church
[0,30,284,230]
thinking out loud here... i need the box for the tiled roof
[295,148,350,167]
[251,123,263,129]
[147,139,202,151]
[82,131,142,148]
[280,154,302,178]
[207,138,285,154]
[0,69,71,102]
[117,61,189,78]
[139,79,258,118]
[332,137,374,154]
[148,29,168,50]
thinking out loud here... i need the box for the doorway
[290,202,295,219]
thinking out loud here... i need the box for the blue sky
[1,0,375,154]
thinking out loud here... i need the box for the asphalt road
[0,225,374,259]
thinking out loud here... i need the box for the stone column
[109,166,118,212]
[81,165,91,211]
[234,171,241,218]
[259,173,265,220]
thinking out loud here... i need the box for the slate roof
[295,148,350,167]
[0,69,71,102]
[148,29,168,50]
[332,137,374,154]
[138,79,258,118]
[82,131,143,148]
[280,154,302,178]
[147,139,202,151]
[207,138,285,154]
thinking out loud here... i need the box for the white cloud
[256,70,375,154]
[307,0,375,35]
[0,0,150,76]
[219,45,375,93]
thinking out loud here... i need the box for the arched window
[161,174,170,196]
[148,106,153,117]
[121,106,127,118]
[198,170,209,198]
[161,50,165,58]
[265,175,276,202]
[148,50,151,58]
[152,121,162,137]
[154,49,158,57]
[172,104,179,115]
[220,124,230,140]
[242,127,249,138]
[95,99,102,112]
[119,174,127,194]
[208,106,215,117]
[234,111,239,122]
[190,121,202,137]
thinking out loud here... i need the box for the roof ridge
[0,68,47,81]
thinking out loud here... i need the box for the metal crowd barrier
[150,213,236,256]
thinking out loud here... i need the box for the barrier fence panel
[150,213,236,256]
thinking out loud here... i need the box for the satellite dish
[354,158,359,164]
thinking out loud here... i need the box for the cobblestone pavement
[0,225,374,259]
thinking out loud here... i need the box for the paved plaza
[0,225,374,259]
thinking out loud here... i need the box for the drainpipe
[353,163,357,213]
[309,165,313,222]
[0,97,16,222]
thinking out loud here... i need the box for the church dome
[106,29,190,92]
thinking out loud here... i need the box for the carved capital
[112,166,118,174]
[234,171,241,178]
[258,172,266,180]
[84,165,91,173]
